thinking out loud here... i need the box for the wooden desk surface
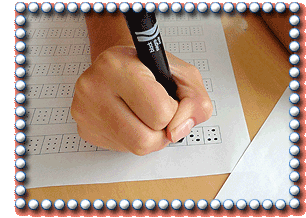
[27,12,291,204]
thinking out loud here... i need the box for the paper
[216,87,293,203]
[23,10,250,188]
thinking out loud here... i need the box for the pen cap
[123,11,178,101]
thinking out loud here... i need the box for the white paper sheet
[22,10,250,188]
[216,87,293,203]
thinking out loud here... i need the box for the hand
[71,46,213,156]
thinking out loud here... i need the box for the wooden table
[27,11,291,205]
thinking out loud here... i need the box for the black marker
[123,10,179,101]
[124,10,184,143]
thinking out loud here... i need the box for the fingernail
[170,118,195,143]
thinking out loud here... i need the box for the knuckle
[75,72,94,96]
[152,112,173,131]
[189,64,199,73]
[199,98,213,120]
[129,135,156,156]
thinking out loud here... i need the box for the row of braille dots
[14,198,300,210]
[287,1,301,207]
[15,2,301,15]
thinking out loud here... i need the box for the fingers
[72,67,171,156]
[95,46,178,131]
[77,124,129,153]
[165,52,213,143]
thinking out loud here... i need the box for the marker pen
[123,10,179,101]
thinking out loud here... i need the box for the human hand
[71,46,213,156]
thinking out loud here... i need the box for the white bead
[223,3,234,13]
[158,3,169,13]
[249,3,260,13]
[15,93,26,104]
[289,80,299,91]
[15,185,26,196]
[289,119,299,130]
[145,199,156,210]
[289,93,299,104]
[236,199,247,210]
[15,198,26,209]
[80,199,91,210]
[93,3,104,13]
[289,132,299,143]
[15,28,26,39]
[289,28,299,39]
[15,2,26,13]
[289,145,299,156]
[132,199,143,210]
[275,199,286,210]
[15,54,26,65]
[15,67,26,78]
[41,199,52,210]
[289,158,300,169]
[145,3,156,13]
[289,198,299,209]
[15,15,26,26]
[262,199,273,210]
[67,2,78,13]
[15,158,26,169]
[275,2,286,13]
[15,106,26,117]
[289,67,299,78]
[197,199,208,210]
[289,106,299,117]
[54,2,65,13]
[210,2,221,13]
[223,199,234,210]
[289,185,300,196]
[67,199,78,210]
[106,199,117,210]
[210,199,221,210]
[289,54,299,65]
[119,199,130,210]
[289,3,300,13]
[15,132,26,143]
[80,2,91,13]
[15,41,26,52]
[119,3,130,13]
[15,80,26,91]
[158,199,169,210]
[289,15,300,26]
[184,199,195,210]
[41,2,52,13]
[54,199,65,210]
[289,171,299,182]
[28,2,39,13]
[132,2,143,13]
[236,3,247,13]
[262,3,273,13]
[249,199,260,210]
[171,2,182,13]
[197,3,208,13]
[15,119,26,130]
[184,2,195,13]
[93,199,104,210]
[171,199,182,210]
[28,199,39,210]
[289,41,299,52]
[15,171,26,182]
[106,2,117,13]
[15,145,26,156]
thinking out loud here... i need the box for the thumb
[165,52,213,143]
